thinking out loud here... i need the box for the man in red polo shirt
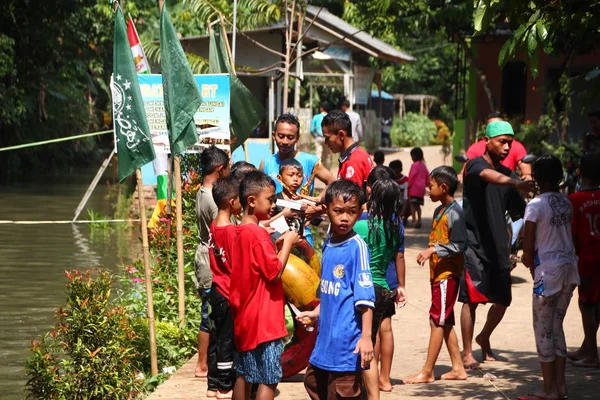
[322,109,374,188]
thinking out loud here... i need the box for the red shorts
[430,278,459,327]
[578,258,600,304]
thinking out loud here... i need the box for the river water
[0,168,140,399]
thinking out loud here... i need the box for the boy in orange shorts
[568,152,600,367]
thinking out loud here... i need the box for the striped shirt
[309,233,375,372]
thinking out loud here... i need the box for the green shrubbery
[390,112,438,147]
[26,155,203,398]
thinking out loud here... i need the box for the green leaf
[473,1,487,33]
[498,37,515,67]
[527,25,538,54]
[528,9,541,23]
[585,69,600,81]
[529,48,539,78]
[536,20,548,42]
[513,24,529,44]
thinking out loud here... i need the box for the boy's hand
[416,247,435,266]
[296,310,319,327]
[282,230,301,245]
[354,336,374,369]
[395,286,407,308]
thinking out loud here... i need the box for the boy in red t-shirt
[322,109,374,188]
[207,176,243,397]
[568,152,600,367]
[230,171,300,400]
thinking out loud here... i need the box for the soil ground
[147,146,600,400]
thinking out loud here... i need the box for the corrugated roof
[305,5,415,63]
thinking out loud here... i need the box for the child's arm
[434,207,467,257]
[522,221,536,276]
[395,252,407,307]
[353,306,374,369]
[275,231,301,279]
[296,304,320,327]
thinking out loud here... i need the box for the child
[389,160,409,222]
[297,180,376,400]
[568,152,600,367]
[208,176,243,398]
[229,171,300,400]
[354,168,406,397]
[195,145,230,380]
[408,147,429,228]
[405,166,467,384]
[231,161,256,182]
[277,158,304,200]
[522,155,579,400]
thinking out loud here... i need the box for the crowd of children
[191,110,600,400]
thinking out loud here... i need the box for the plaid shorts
[235,339,284,385]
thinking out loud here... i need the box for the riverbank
[146,194,599,400]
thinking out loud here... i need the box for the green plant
[86,209,113,232]
[390,112,438,147]
[25,270,142,400]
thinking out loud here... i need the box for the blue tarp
[370,90,394,100]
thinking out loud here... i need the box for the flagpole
[232,0,238,63]
[136,169,159,377]
[174,156,185,326]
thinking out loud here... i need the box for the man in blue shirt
[297,180,375,400]
[310,101,330,168]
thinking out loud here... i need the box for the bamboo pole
[175,156,185,327]
[219,14,236,74]
[136,169,158,377]
[72,148,115,222]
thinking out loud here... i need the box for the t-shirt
[208,222,237,300]
[524,192,579,296]
[338,143,374,187]
[462,157,526,270]
[408,161,429,198]
[310,112,326,137]
[466,139,527,172]
[569,189,600,261]
[195,187,218,289]
[229,224,287,352]
[395,175,409,201]
[345,110,363,142]
[354,212,405,290]
[264,151,319,195]
[428,201,466,282]
[310,233,375,372]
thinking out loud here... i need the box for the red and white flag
[127,18,150,74]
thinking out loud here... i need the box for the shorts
[383,293,397,319]
[410,196,424,206]
[578,257,600,304]
[304,364,361,400]
[458,247,512,307]
[235,339,284,385]
[199,288,211,333]
[430,278,459,327]
[372,284,395,341]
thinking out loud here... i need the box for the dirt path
[147,147,599,400]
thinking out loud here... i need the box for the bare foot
[475,334,497,361]
[216,390,233,399]
[441,370,468,381]
[206,390,217,398]
[194,363,208,378]
[572,357,600,368]
[404,371,435,384]
[462,353,480,370]
[379,380,393,392]
[566,348,586,361]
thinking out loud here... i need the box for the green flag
[112,7,156,183]
[160,5,202,155]
[209,30,265,151]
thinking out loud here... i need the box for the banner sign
[127,73,230,154]
[353,65,375,105]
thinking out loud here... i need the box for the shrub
[25,270,142,400]
[390,112,438,147]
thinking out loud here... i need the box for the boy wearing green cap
[459,120,534,369]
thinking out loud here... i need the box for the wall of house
[474,37,600,137]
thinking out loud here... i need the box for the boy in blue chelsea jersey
[297,180,376,400]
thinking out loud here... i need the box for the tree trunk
[452,33,497,113]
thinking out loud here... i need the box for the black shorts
[372,284,395,341]
[383,293,397,319]
[458,247,512,307]
[410,196,424,206]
